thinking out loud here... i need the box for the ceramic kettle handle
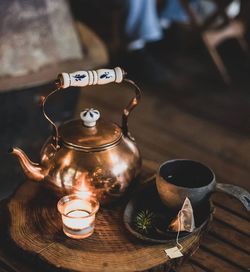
[57,67,125,88]
[216,183,250,211]
[41,68,141,149]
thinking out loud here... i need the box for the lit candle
[57,194,99,239]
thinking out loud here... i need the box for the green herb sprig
[134,210,155,234]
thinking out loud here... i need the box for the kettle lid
[59,109,122,151]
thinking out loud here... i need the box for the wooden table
[0,161,211,272]
[76,83,250,272]
[1,60,250,271]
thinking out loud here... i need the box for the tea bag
[169,197,195,232]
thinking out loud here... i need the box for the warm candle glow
[74,172,94,198]
[58,194,99,239]
[63,209,92,229]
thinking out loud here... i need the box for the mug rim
[157,158,216,189]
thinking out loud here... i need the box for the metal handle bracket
[42,67,142,148]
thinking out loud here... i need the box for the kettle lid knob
[80,109,100,127]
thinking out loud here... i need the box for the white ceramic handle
[58,67,124,89]
[80,109,100,127]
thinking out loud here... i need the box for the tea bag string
[176,210,183,251]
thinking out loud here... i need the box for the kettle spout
[9,147,45,181]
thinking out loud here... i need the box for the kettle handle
[57,67,125,88]
[42,67,141,149]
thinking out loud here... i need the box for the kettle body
[11,67,142,204]
[41,135,141,204]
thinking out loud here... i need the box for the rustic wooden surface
[75,82,250,272]
[0,21,250,270]
[0,77,250,272]
[0,160,209,272]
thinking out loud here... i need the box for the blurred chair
[180,0,248,84]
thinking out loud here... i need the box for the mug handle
[216,183,250,212]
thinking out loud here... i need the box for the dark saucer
[123,178,213,244]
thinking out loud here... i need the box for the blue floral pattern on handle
[100,72,112,79]
[73,74,86,81]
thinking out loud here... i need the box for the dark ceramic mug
[156,159,250,212]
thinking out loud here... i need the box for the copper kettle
[10,67,142,204]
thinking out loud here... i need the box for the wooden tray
[0,161,211,272]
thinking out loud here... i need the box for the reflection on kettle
[10,67,142,205]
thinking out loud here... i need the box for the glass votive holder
[57,194,99,239]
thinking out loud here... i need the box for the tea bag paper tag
[165,246,183,259]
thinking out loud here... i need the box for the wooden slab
[0,161,210,272]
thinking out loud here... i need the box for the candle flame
[74,172,93,199]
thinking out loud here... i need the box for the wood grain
[75,83,250,272]
[190,247,243,272]
[1,161,209,272]
[78,84,250,189]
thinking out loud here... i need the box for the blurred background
[0,0,250,271]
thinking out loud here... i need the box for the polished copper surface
[11,75,142,205]
[12,134,141,204]
[41,135,141,204]
[59,118,122,150]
